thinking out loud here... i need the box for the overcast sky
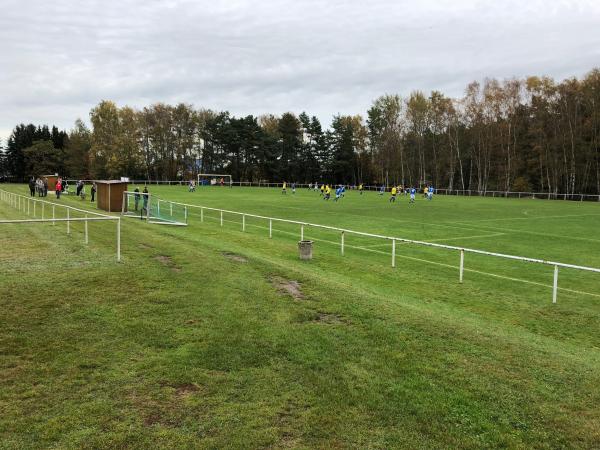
[1,0,599,143]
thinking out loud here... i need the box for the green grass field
[1,184,600,449]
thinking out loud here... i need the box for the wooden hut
[42,175,58,191]
[96,180,128,212]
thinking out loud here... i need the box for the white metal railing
[0,189,121,261]
[158,198,600,303]
[7,185,598,301]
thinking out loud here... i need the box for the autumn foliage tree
[4,68,600,194]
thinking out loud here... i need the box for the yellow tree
[90,100,121,178]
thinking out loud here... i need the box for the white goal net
[121,191,187,226]
[197,173,232,187]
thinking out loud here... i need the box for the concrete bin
[298,240,313,260]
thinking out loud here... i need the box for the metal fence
[434,188,600,202]
[60,180,600,202]
[0,189,121,261]
[54,179,600,201]
[152,197,600,304]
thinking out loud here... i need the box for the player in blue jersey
[428,185,434,200]
[409,186,416,203]
[334,186,342,201]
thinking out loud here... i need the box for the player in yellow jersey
[389,185,397,202]
[320,184,325,196]
[359,183,363,195]
[282,182,287,194]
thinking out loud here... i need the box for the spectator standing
[134,187,140,211]
[55,178,62,199]
[142,186,149,215]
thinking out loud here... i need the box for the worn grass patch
[154,255,181,272]
[270,276,304,300]
[221,251,248,263]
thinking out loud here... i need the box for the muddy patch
[271,276,304,300]
[174,383,201,398]
[222,252,248,263]
[158,381,203,399]
[155,255,173,265]
[314,311,347,325]
[143,411,181,428]
[154,255,181,272]
[143,412,163,427]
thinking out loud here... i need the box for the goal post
[197,173,232,187]
[121,191,187,226]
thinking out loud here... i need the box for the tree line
[1,67,599,194]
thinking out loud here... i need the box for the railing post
[552,265,558,304]
[392,239,396,268]
[170,202,173,216]
[269,219,272,238]
[52,205,56,225]
[220,211,223,227]
[27,198,30,215]
[85,215,89,244]
[242,214,246,231]
[301,225,304,241]
[200,207,204,223]
[184,207,188,224]
[33,201,36,217]
[341,231,345,255]
[117,218,121,261]
[459,249,464,283]
[67,209,70,234]
[42,203,44,220]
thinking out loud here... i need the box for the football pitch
[1,184,600,448]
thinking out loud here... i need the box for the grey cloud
[1,0,599,142]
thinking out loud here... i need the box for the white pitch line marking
[444,222,600,244]
[201,215,600,299]
[447,212,600,224]
[361,233,506,248]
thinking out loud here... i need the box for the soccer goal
[121,191,188,226]
[197,173,232,187]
